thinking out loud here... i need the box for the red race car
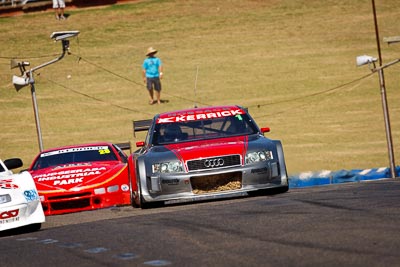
[130,105,289,208]
[27,142,132,215]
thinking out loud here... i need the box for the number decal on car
[99,149,111,155]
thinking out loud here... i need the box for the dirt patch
[191,172,242,194]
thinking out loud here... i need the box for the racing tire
[139,194,151,209]
[127,160,140,208]
[131,190,140,208]
[139,194,164,209]
[136,179,163,209]
[130,175,140,208]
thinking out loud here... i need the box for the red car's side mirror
[260,127,270,133]
[135,141,145,147]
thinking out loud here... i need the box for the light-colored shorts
[53,0,65,8]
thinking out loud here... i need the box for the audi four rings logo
[204,158,224,168]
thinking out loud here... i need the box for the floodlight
[10,59,30,70]
[10,30,80,153]
[12,75,29,91]
[383,36,400,45]
[50,30,80,41]
[10,59,18,69]
[356,55,377,66]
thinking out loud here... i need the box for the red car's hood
[164,136,248,162]
[30,162,126,192]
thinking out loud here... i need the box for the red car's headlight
[152,161,184,173]
[245,150,273,165]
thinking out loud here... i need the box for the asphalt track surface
[2,179,400,267]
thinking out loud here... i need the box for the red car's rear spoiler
[133,119,152,137]
[115,142,131,150]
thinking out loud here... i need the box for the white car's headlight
[152,161,184,173]
[245,150,273,164]
[0,194,11,204]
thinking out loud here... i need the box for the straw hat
[146,47,158,56]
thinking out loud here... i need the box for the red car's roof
[157,105,246,124]
[38,142,115,154]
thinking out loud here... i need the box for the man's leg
[147,89,154,104]
[54,8,59,19]
[154,78,162,104]
[155,90,161,104]
[60,8,65,19]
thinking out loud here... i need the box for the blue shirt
[143,57,162,78]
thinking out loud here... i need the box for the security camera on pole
[10,31,80,152]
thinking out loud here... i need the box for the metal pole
[11,33,79,153]
[194,66,199,108]
[25,40,69,152]
[377,68,396,178]
[29,80,44,152]
[371,0,397,178]
[371,0,383,65]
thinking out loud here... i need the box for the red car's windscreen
[152,114,258,145]
[31,146,118,170]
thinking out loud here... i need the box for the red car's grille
[46,192,92,211]
[187,155,241,172]
[50,198,91,211]
[48,192,91,200]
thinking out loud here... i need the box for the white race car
[0,158,45,232]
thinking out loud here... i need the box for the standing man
[53,0,66,20]
[142,47,163,105]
